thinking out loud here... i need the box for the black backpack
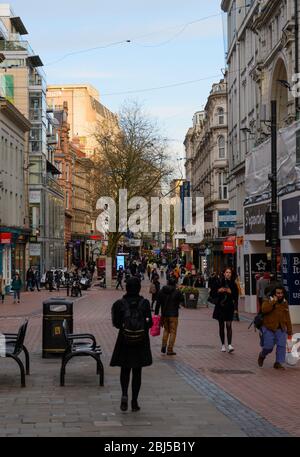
[121,298,146,345]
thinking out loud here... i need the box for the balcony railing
[0,40,29,52]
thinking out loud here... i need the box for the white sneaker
[228,344,234,353]
[221,345,226,352]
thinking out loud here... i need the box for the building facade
[71,141,93,267]
[184,79,229,272]
[222,0,300,320]
[0,4,64,274]
[0,97,31,286]
[53,102,74,269]
[47,84,117,158]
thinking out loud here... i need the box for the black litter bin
[42,298,73,358]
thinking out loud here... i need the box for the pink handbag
[150,315,161,337]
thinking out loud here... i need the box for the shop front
[243,202,272,313]
[280,192,300,323]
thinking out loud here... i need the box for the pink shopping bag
[150,315,161,337]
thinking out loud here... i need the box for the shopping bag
[150,315,161,337]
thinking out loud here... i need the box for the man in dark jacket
[155,278,184,356]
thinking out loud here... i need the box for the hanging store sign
[0,232,12,244]
[223,241,235,254]
[218,210,237,228]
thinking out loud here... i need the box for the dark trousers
[116,279,123,290]
[120,367,142,402]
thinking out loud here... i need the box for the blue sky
[9,0,226,175]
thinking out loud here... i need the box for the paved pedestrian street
[0,281,299,437]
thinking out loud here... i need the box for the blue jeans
[13,290,20,301]
[260,326,287,364]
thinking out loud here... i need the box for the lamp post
[269,100,279,279]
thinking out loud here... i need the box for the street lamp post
[270,100,279,279]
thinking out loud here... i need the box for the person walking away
[110,277,152,412]
[212,267,239,353]
[257,272,270,312]
[258,285,293,370]
[25,267,34,291]
[0,274,5,303]
[155,278,184,356]
[150,275,160,311]
[147,264,152,280]
[33,269,41,291]
[116,267,124,290]
[46,270,54,292]
[11,273,22,304]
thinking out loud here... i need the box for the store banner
[0,233,12,244]
[282,253,300,306]
[244,203,269,235]
[282,196,300,236]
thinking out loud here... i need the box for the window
[218,108,225,125]
[66,191,69,210]
[66,163,69,182]
[218,172,228,200]
[218,136,226,159]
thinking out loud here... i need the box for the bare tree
[92,100,172,260]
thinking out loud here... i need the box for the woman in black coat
[212,267,239,353]
[110,277,152,412]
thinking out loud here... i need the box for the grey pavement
[0,352,246,437]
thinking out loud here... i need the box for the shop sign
[244,203,269,235]
[29,191,41,203]
[282,196,300,237]
[90,235,102,241]
[129,239,141,247]
[29,243,41,256]
[0,232,12,244]
[236,236,244,246]
[281,253,300,306]
[219,210,237,228]
[223,241,235,254]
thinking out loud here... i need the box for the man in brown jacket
[258,285,293,369]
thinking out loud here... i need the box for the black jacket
[155,286,184,318]
[110,294,153,368]
[212,277,239,321]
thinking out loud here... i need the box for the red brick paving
[1,281,300,436]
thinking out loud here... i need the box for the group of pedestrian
[25,267,40,292]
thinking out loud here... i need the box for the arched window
[218,136,225,159]
[217,107,224,125]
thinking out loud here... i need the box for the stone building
[0,4,64,273]
[184,79,229,272]
[0,97,31,286]
[47,84,117,158]
[222,0,300,320]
